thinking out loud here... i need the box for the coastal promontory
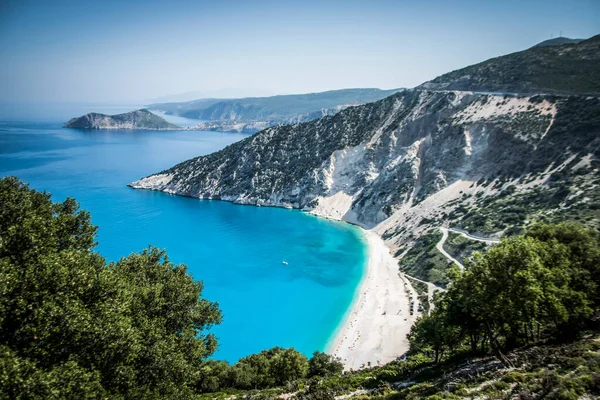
[64,109,180,130]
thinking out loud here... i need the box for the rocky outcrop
[130,35,600,279]
[65,109,179,130]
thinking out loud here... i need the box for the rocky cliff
[130,38,600,286]
[65,109,179,130]
[130,90,599,251]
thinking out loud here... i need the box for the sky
[0,0,598,104]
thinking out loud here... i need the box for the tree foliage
[0,177,222,398]
[409,222,600,366]
[307,351,344,378]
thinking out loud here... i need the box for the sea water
[0,110,367,362]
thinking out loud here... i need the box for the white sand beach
[327,229,419,370]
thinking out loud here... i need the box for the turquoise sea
[0,106,367,363]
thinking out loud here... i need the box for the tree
[408,223,600,367]
[0,177,222,398]
[526,222,600,308]
[453,236,576,366]
[236,350,275,389]
[408,298,462,363]
[269,348,308,386]
[228,347,309,390]
[307,351,344,378]
[195,360,231,393]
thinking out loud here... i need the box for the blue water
[0,112,367,363]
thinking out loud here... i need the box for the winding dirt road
[436,227,500,270]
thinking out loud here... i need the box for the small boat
[282,261,288,265]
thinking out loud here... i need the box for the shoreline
[127,186,419,369]
[326,228,418,370]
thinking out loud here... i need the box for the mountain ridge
[148,88,402,133]
[532,36,585,47]
[419,34,600,95]
[130,35,600,286]
[130,90,599,257]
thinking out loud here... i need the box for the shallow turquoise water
[0,114,367,362]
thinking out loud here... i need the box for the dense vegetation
[1,178,598,399]
[397,232,451,287]
[0,177,221,397]
[409,222,600,367]
[196,349,343,395]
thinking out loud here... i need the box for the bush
[308,352,344,378]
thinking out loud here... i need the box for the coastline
[326,228,418,370]
[127,185,419,369]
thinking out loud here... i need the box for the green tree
[268,347,308,386]
[409,223,599,367]
[0,177,222,398]
[195,360,231,393]
[526,222,600,309]
[236,351,275,389]
[455,237,573,365]
[408,298,462,363]
[307,351,343,378]
[229,347,309,390]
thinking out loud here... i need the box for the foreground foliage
[0,177,222,398]
[0,178,344,398]
[409,223,599,367]
[1,177,598,399]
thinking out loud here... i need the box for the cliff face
[129,35,600,284]
[130,89,600,256]
[65,109,179,130]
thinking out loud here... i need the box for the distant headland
[64,109,180,130]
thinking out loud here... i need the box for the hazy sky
[0,0,598,103]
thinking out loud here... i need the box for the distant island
[64,109,180,130]
[65,89,404,133]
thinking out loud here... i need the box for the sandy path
[327,229,417,370]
